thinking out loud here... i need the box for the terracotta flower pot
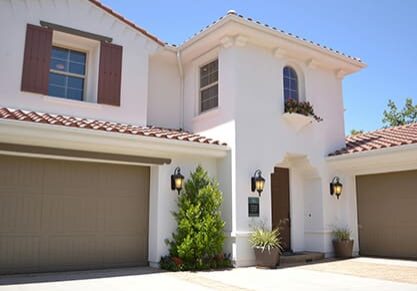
[333,239,354,258]
[253,247,280,268]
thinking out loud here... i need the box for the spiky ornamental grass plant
[332,227,352,241]
[249,228,283,253]
[165,165,226,270]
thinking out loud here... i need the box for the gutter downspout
[176,49,184,130]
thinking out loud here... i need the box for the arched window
[283,66,299,102]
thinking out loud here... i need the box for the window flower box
[282,112,314,131]
[283,99,323,131]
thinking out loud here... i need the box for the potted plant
[332,227,354,258]
[249,227,283,268]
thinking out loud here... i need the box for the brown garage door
[356,170,417,259]
[0,155,149,274]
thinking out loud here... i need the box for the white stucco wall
[147,51,181,128]
[0,0,160,125]
[178,37,355,265]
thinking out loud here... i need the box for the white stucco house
[1,0,416,274]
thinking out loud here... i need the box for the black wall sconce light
[171,167,184,195]
[330,176,343,199]
[251,169,265,196]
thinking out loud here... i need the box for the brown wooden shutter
[21,24,53,94]
[97,42,123,106]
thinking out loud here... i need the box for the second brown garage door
[356,170,417,259]
[0,155,150,274]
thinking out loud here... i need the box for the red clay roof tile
[0,108,227,147]
[329,123,417,156]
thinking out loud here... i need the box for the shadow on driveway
[0,266,165,285]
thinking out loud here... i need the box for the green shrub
[161,165,231,271]
[249,227,283,253]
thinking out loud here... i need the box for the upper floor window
[199,59,218,113]
[283,66,299,102]
[21,23,122,106]
[48,46,86,101]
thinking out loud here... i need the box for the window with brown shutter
[97,42,123,106]
[21,24,53,94]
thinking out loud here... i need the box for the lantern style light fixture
[330,176,343,199]
[251,169,265,196]
[171,167,184,195]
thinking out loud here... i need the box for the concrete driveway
[1,257,416,291]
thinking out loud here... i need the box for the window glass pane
[67,88,83,101]
[200,76,209,88]
[50,58,68,72]
[69,62,85,75]
[200,66,209,78]
[283,67,290,78]
[51,47,69,60]
[208,71,218,83]
[284,78,290,90]
[70,50,86,64]
[48,84,66,98]
[200,84,218,112]
[283,66,299,101]
[290,79,297,90]
[49,73,66,87]
[293,89,299,99]
[68,76,84,90]
[200,59,218,89]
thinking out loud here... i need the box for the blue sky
[103,0,417,133]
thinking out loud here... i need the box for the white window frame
[49,45,88,101]
[199,58,219,113]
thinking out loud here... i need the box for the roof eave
[0,119,229,159]
[327,142,417,162]
[178,14,366,70]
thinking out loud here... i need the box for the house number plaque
[248,197,260,217]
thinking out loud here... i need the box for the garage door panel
[0,155,150,274]
[43,160,99,196]
[0,192,43,233]
[104,195,147,233]
[99,165,149,195]
[357,170,417,259]
[41,195,99,233]
[101,235,147,265]
[0,236,40,272]
[44,235,100,268]
[0,156,44,188]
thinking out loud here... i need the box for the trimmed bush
[160,165,231,271]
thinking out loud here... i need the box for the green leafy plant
[160,165,231,271]
[249,227,283,253]
[284,99,323,122]
[332,227,351,241]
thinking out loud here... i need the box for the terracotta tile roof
[329,123,417,156]
[0,108,227,146]
[88,0,165,46]
[179,10,363,63]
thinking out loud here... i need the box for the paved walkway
[1,258,416,291]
